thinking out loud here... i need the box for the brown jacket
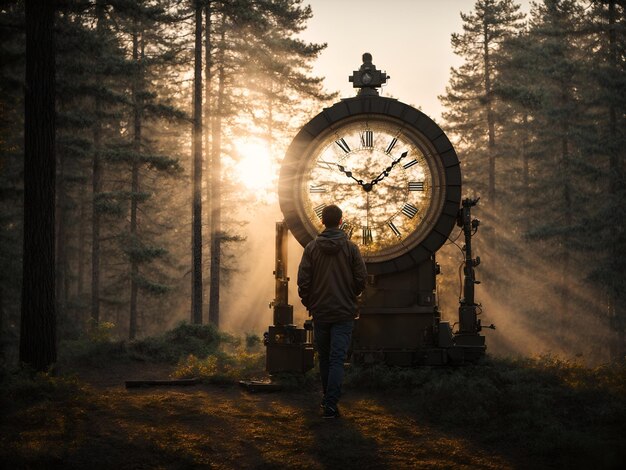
[297,228,367,323]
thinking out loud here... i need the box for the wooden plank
[125,378,200,389]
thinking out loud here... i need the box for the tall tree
[208,11,223,327]
[19,0,56,371]
[204,0,334,328]
[521,0,586,333]
[91,0,106,325]
[109,0,185,338]
[439,0,524,206]
[192,0,203,324]
[581,0,626,360]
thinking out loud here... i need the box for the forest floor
[2,361,521,470]
[1,324,625,469]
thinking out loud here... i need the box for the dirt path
[2,363,518,469]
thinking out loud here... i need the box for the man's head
[321,204,342,228]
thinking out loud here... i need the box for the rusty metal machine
[263,222,314,374]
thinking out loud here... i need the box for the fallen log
[125,378,200,389]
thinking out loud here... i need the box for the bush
[344,356,626,467]
[129,322,225,363]
[172,350,266,383]
[58,321,128,367]
[0,367,83,407]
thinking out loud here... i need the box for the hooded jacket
[297,228,367,323]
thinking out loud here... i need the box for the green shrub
[172,349,266,384]
[59,323,128,368]
[128,323,224,363]
[0,367,82,407]
[344,356,626,466]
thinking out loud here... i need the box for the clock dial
[297,117,444,262]
[279,96,461,272]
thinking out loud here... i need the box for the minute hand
[370,151,409,186]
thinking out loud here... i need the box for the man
[297,204,367,418]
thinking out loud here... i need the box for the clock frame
[279,95,462,275]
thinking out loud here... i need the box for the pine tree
[109,0,185,338]
[439,0,525,207]
[579,0,626,360]
[192,0,203,325]
[204,0,335,328]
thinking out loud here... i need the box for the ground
[0,361,517,470]
[1,358,624,470]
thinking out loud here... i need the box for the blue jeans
[314,320,354,409]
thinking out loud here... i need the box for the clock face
[279,96,461,272]
[297,115,446,263]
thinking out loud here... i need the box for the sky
[299,0,531,122]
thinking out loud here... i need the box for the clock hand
[336,164,367,188]
[370,151,409,186]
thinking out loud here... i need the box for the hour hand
[336,164,366,187]
[370,151,408,186]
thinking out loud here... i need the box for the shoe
[322,405,340,419]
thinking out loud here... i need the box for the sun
[234,138,277,198]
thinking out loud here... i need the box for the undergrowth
[0,367,84,408]
[56,322,270,383]
[344,355,626,468]
[58,322,247,367]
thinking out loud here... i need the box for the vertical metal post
[458,198,480,334]
[272,221,293,325]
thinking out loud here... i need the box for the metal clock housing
[279,96,461,275]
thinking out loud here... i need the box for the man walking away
[297,205,367,418]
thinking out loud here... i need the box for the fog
[219,197,612,364]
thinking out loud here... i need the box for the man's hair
[321,204,342,228]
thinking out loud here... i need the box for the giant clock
[266,54,485,370]
[279,70,461,274]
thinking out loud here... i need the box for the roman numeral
[401,203,418,219]
[309,184,326,193]
[335,138,351,153]
[387,221,401,237]
[316,159,336,171]
[385,137,398,154]
[362,227,373,245]
[409,181,424,191]
[314,204,326,219]
[360,130,373,148]
[403,159,418,169]
[340,222,354,238]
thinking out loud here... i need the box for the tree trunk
[204,1,212,208]
[91,116,102,325]
[77,178,86,298]
[607,0,624,361]
[208,22,225,328]
[56,137,67,314]
[129,18,142,340]
[483,21,496,205]
[522,112,529,208]
[191,0,203,324]
[91,0,105,325]
[20,0,57,371]
[559,86,572,342]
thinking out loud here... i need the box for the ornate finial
[348,52,390,96]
